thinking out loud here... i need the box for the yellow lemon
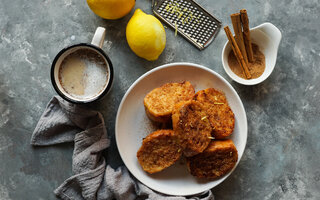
[126,9,166,61]
[87,0,135,20]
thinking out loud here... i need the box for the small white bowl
[222,22,282,85]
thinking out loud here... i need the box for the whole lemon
[87,0,135,20]
[126,9,166,61]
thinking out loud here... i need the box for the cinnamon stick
[230,13,248,65]
[224,26,251,79]
[240,9,254,62]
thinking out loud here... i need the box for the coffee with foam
[58,49,109,100]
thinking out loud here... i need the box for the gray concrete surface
[0,0,319,199]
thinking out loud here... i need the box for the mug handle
[91,27,106,48]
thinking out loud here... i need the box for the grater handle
[91,27,106,48]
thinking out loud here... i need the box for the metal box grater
[152,0,222,50]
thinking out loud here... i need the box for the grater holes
[154,0,221,49]
[181,24,188,30]
[159,3,165,8]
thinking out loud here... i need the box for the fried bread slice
[137,129,182,174]
[172,100,212,157]
[194,88,235,139]
[144,81,195,123]
[186,139,238,179]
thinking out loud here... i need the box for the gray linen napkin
[31,96,214,200]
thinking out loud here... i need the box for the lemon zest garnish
[164,0,198,30]
[201,116,207,120]
[208,136,215,140]
[214,102,224,105]
[175,21,178,36]
[165,4,173,12]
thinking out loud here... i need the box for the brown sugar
[228,43,265,79]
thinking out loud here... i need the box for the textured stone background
[0,0,319,199]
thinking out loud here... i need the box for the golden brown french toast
[194,88,235,139]
[144,81,195,123]
[172,100,212,157]
[137,129,182,174]
[186,139,238,179]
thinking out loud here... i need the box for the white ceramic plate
[116,63,247,196]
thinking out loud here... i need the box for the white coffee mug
[51,27,113,103]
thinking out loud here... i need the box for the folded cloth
[31,96,214,200]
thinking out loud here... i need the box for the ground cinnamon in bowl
[228,43,265,79]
